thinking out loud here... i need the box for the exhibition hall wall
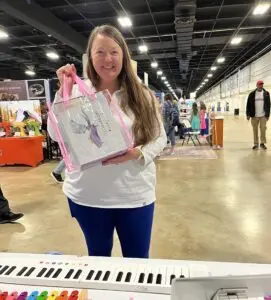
[197,50,271,115]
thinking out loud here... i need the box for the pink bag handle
[62,72,95,102]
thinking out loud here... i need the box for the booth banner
[0,100,41,123]
[144,72,149,87]
[0,80,28,101]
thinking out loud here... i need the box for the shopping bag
[48,73,133,171]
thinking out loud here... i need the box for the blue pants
[68,199,154,258]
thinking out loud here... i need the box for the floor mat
[159,145,218,160]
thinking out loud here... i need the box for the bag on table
[48,73,133,172]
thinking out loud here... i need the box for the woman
[199,101,207,136]
[48,25,167,258]
[163,94,178,155]
[191,102,200,131]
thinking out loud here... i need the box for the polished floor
[1,115,271,263]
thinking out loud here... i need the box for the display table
[212,116,224,147]
[0,136,44,167]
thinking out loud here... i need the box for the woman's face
[91,34,123,84]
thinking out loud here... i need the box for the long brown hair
[86,25,160,146]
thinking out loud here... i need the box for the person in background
[0,186,24,224]
[51,159,65,183]
[246,80,271,150]
[191,102,200,131]
[199,101,207,136]
[163,94,178,155]
[48,25,167,258]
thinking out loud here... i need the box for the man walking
[0,186,24,224]
[246,80,271,150]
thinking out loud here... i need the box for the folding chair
[181,119,201,146]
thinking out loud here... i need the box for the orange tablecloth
[0,136,44,167]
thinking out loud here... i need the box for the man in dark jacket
[246,80,271,150]
[0,186,24,224]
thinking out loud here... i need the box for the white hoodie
[47,80,167,208]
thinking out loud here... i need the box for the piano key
[147,273,153,284]
[102,271,110,281]
[17,292,28,300]
[0,266,9,275]
[125,272,132,283]
[56,291,68,300]
[156,274,162,284]
[116,271,123,282]
[64,269,74,279]
[138,273,145,283]
[73,269,82,279]
[52,268,62,278]
[86,270,94,280]
[67,291,78,300]
[94,270,102,280]
[170,274,176,285]
[17,267,28,276]
[45,268,55,278]
[4,266,16,276]
[47,291,59,300]
[36,268,47,278]
[24,267,35,277]
[26,291,39,300]
[37,291,48,300]
[0,292,8,300]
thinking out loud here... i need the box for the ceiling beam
[0,0,87,53]
[133,52,177,61]
[192,33,255,46]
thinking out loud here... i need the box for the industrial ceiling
[0,0,271,98]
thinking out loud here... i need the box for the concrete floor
[1,115,271,263]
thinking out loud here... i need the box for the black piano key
[0,266,9,275]
[45,268,54,278]
[147,273,153,284]
[37,268,47,278]
[17,267,28,276]
[170,275,176,285]
[86,270,94,280]
[5,266,16,276]
[138,273,145,283]
[94,270,102,281]
[24,267,35,277]
[125,272,132,283]
[116,271,123,282]
[65,269,74,279]
[73,269,82,279]
[52,268,62,278]
[156,274,162,284]
[102,271,110,281]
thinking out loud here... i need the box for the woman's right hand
[56,63,76,97]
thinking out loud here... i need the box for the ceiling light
[118,16,132,27]
[207,73,213,78]
[205,79,209,82]
[157,70,163,76]
[138,44,148,53]
[151,61,158,68]
[217,57,225,63]
[0,29,9,39]
[231,36,242,45]
[211,66,217,71]
[253,3,270,15]
[161,76,166,80]
[46,51,59,60]
[165,81,169,84]
[25,70,36,76]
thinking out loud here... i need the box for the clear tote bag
[48,72,133,172]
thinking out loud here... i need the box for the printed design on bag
[69,106,103,148]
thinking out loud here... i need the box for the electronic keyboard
[1,253,271,298]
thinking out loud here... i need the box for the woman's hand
[56,64,76,97]
[102,148,142,166]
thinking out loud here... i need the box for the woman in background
[191,102,200,131]
[199,101,207,136]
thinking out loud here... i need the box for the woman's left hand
[102,148,142,166]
